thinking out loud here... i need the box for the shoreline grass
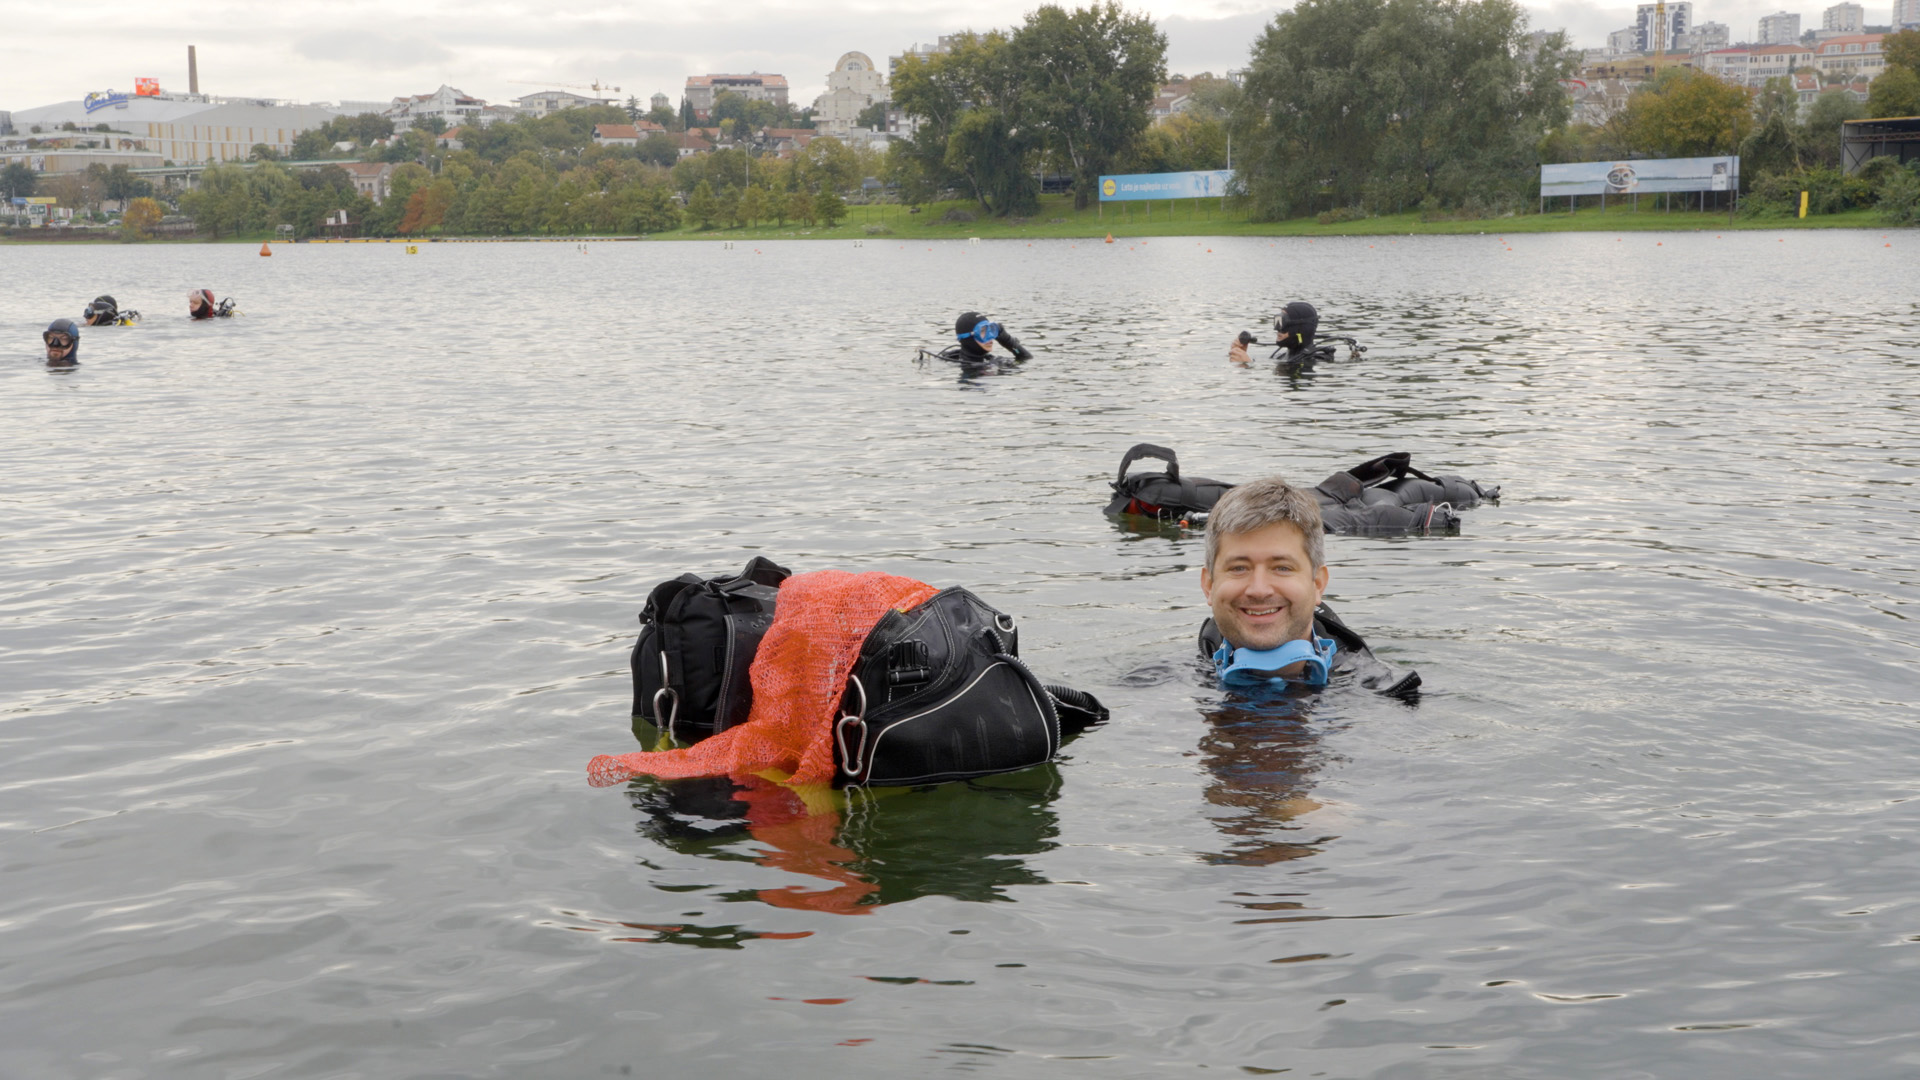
[4,194,1895,245]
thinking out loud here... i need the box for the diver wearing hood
[43,319,80,365]
[1272,301,1318,359]
[83,295,138,326]
[188,289,233,320]
[948,311,1033,363]
[1197,474,1419,699]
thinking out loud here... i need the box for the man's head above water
[1201,476,1329,651]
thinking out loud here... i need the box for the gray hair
[1206,476,1326,571]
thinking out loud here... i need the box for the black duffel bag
[832,586,1106,787]
[631,556,791,742]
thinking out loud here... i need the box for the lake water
[3,230,1918,1079]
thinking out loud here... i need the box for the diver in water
[82,296,138,326]
[188,289,233,320]
[1271,301,1318,360]
[950,311,1033,363]
[43,319,80,365]
[1199,475,1419,698]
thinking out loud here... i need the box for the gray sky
[0,0,1864,114]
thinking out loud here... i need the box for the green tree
[621,184,681,232]
[1800,90,1867,167]
[1753,75,1798,126]
[625,95,642,122]
[1237,0,1574,219]
[1738,110,1802,184]
[716,183,743,227]
[855,100,890,130]
[1625,67,1754,157]
[891,30,1040,215]
[786,187,815,225]
[798,135,860,193]
[1883,28,1920,73]
[740,184,769,225]
[813,188,847,226]
[1868,64,1920,118]
[1009,2,1167,208]
[3,161,39,200]
[121,196,163,239]
[646,104,679,131]
[687,179,719,228]
[414,115,449,136]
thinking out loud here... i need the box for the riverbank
[3,194,1895,245]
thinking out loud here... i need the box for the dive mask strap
[1213,636,1338,688]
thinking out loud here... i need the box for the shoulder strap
[1116,443,1180,488]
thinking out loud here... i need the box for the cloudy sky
[0,0,1861,113]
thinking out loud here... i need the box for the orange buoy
[259,241,272,256]
[1105,233,1114,244]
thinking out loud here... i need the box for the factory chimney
[188,46,199,94]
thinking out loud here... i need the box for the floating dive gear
[603,564,1108,789]
[1104,444,1499,536]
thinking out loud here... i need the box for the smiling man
[1198,476,1421,698]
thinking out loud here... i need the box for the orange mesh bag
[588,570,938,788]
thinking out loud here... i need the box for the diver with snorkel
[1229,301,1367,369]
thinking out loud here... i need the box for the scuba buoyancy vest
[1312,452,1500,535]
[1104,443,1235,523]
[1199,603,1421,700]
[1104,444,1500,536]
[626,564,1108,787]
[632,556,791,742]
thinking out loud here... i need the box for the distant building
[1814,33,1887,76]
[1823,2,1864,31]
[339,161,395,203]
[1898,0,1920,27]
[0,111,12,136]
[385,86,493,132]
[650,92,670,113]
[1749,41,1817,79]
[675,132,714,158]
[8,93,340,164]
[592,123,640,147]
[1758,11,1803,44]
[1701,46,1754,81]
[1683,21,1731,51]
[1635,1,1693,52]
[514,90,616,117]
[1150,79,1194,120]
[682,74,789,122]
[1608,26,1642,54]
[435,127,466,151]
[812,52,887,137]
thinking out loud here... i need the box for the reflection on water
[1195,698,1337,867]
[623,752,1064,916]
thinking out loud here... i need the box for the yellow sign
[1798,190,1808,219]
[1101,178,1117,197]
[22,196,58,205]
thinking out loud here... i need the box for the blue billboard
[1541,156,1738,196]
[1098,170,1236,202]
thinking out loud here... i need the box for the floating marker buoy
[259,242,272,256]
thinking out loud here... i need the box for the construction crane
[507,79,623,95]
[1654,0,1668,55]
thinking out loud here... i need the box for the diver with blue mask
[1198,475,1420,699]
[949,311,1033,363]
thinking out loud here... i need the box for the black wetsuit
[949,329,1033,364]
[1200,603,1420,700]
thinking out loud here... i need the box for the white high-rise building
[1758,10,1803,44]
[1635,1,1693,52]
[1608,26,1643,53]
[1895,0,1920,27]
[1822,2,1864,31]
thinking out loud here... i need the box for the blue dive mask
[1213,636,1337,688]
[957,319,1001,345]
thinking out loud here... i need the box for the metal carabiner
[654,652,680,742]
[835,675,869,781]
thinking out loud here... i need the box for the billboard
[1099,169,1236,201]
[1541,156,1739,196]
[83,90,131,113]
[135,78,160,96]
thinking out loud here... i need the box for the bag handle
[1115,443,1179,487]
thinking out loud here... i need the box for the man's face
[1201,521,1329,651]
[44,332,75,362]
